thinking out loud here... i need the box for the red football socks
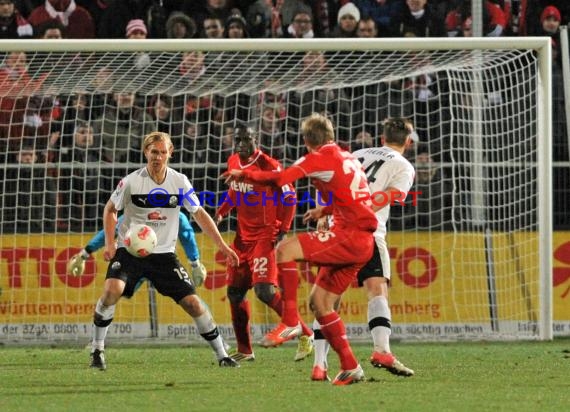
[278,261,300,327]
[230,299,252,354]
[317,312,358,370]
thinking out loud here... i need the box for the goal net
[0,38,552,344]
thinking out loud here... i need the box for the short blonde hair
[301,113,334,147]
[143,131,173,152]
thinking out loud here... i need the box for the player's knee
[253,283,276,305]
[308,299,317,316]
[178,294,203,317]
[93,313,113,327]
[308,295,326,317]
[227,286,247,305]
[275,244,288,263]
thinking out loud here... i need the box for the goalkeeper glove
[191,260,207,287]
[67,252,86,276]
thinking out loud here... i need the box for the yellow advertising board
[1,232,569,341]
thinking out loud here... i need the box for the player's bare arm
[370,186,401,212]
[102,199,118,261]
[302,207,326,224]
[224,165,304,187]
[192,207,239,266]
[222,169,244,184]
[303,197,331,227]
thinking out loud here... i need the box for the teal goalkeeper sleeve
[84,213,199,262]
[84,215,124,254]
[178,212,200,262]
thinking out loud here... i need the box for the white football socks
[311,319,330,368]
[368,295,391,353]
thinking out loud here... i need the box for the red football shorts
[297,229,374,295]
[227,237,278,289]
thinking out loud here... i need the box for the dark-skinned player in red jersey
[216,126,314,362]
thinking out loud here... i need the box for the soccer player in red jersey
[224,113,377,385]
[215,126,313,362]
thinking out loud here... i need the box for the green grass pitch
[1,340,568,412]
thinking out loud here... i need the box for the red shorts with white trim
[297,229,374,295]
[227,237,278,289]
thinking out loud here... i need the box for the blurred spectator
[76,0,109,34]
[166,52,215,137]
[90,66,114,94]
[126,18,147,39]
[19,94,57,152]
[225,11,248,38]
[278,0,312,28]
[0,0,33,39]
[356,15,378,38]
[35,18,65,38]
[526,1,570,36]
[299,50,328,84]
[92,92,153,164]
[201,15,224,38]
[55,120,101,231]
[536,6,562,66]
[354,0,403,37]
[54,93,94,147]
[28,0,95,38]
[310,0,335,37]
[404,74,437,102]
[182,114,208,165]
[217,122,235,164]
[480,1,508,36]
[350,130,374,151]
[185,0,234,31]
[330,2,359,37]
[166,11,197,39]
[257,103,291,161]
[0,51,48,143]
[402,149,453,230]
[288,51,351,151]
[446,1,507,37]
[4,144,57,233]
[145,0,168,38]
[27,19,69,89]
[97,0,149,39]
[177,51,208,85]
[540,5,562,34]
[284,8,314,38]
[397,0,446,37]
[245,0,273,37]
[125,19,151,70]
[461,15,472,37]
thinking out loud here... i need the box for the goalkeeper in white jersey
[89,131,240,370]
[309,117,416,380]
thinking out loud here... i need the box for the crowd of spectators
[0,0,569,233]
[0,1,567,43]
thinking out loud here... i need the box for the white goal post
[0,37,553,343]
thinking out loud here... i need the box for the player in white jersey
[309,117,416,380]
[89,131,240,370]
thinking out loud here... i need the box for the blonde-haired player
[89,131,239,370]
